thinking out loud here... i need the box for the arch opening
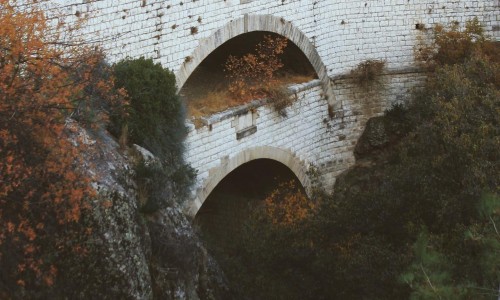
[180,31,318,118]
[186,146,311,217]
[194,158,311,297]
[195,158,306,220]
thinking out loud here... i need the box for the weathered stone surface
[69,125,229,299]
[147,208,230,300]
[63,122,153,299]
[354,116,389,156]
[47,1,498,89]
[183,74,425,216]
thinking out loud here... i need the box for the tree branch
[489,216,499,237]
[420,263,441,299]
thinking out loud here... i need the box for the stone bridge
[52,0,498,216]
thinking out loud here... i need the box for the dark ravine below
[67,112,405,299]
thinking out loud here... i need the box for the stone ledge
[330,66,424,82]
[186,79,322,128]
[185,67,425,130]
[236,125,257,140]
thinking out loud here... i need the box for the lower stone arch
[186,146,310,217]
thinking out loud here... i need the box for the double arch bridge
[51,0,497,216]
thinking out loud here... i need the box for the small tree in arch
[224,35,288,100]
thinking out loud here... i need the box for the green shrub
[416,17,499,68]
[111,58,195,210]
[71,50,126,129]
[111,57,185,161]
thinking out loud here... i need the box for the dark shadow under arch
[180,31,318,108]
[185,146,310,217]
[194,158,306,219]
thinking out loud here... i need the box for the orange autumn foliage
[263,180,316,226]
[224,35,288,101]
[0,0,124,294]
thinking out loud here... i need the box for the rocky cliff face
[67,123,230,299]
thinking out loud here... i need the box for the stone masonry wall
[183,72,425,216]
[184,81,327,215]
[45,0,498,84]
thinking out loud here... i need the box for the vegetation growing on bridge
[181,33,316,120]
[198,19,499,299]
[349,59,386,90]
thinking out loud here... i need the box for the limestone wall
[46,0,498,86]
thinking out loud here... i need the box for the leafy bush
[224,34,298,116]
[112,57,185,162]
[225,35,288,100]
[260,180,316,226]
[112,58,195,210]
[70,50,128,129]
[415,17,499,68]
[0,2,120,296]
[323,26,498,298]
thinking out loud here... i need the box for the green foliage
[71,51,126,129]
[112,58,195,210]
[112,57,185,162]
[402,194,500,299]
[433,18,486,66]
[221,184,319,300]
[401,232,467,299]
[416,17,498,69]
[336,31,499,297]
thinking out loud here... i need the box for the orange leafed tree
[263,180,316,226]
[224,35,288,100]
[0,0,123,295]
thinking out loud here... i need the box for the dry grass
[349,60,386,90]
[184,73,315,120]
[266,85,294,117]
[188,90,241,118]
[278,73,315,86]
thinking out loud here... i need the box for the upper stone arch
[176,14,331,95]
[186,146,310,217]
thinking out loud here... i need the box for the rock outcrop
[65,123,230,299]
